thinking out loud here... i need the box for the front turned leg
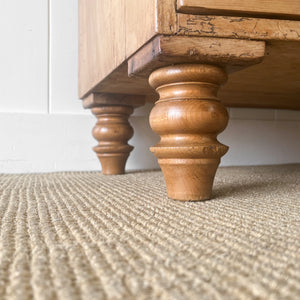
[92,105,134,175]
[149,64,229,201]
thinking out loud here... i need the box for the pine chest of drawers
[79,0,300,201]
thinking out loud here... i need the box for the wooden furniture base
[149,64,229,200]
[128,36,264,200]
[79,0,300,200]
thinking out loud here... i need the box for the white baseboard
[0,112,299,173]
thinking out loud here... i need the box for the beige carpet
[0,164,299,300]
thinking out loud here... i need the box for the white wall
[0,0,299,173]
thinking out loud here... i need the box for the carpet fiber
[0,164,299,299]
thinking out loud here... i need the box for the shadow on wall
[128,115,160,171]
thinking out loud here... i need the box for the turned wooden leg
[149,64,229,201]
[84,93,145,175]
[92,105,134,175]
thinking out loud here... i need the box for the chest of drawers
[79,0,300,200]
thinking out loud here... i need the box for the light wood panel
[79,0,163,99]
[125,0,156,56]
[156,0,177,33]
[177,14,300,41]
[177,0,300,20]
[79,0,181,99]
[79,0,126,98]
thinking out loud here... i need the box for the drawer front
[177,0,300,20]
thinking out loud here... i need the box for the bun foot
[149,64,229,201]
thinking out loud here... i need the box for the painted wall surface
[0,0,299,173]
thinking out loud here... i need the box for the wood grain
[149,64,229,200]
[79,1,300,110]
[220,41,300,109]
[177,14,300,41]
[79,0,126,98]
[128,35,266,76]
[92,106,134,175]
[90,93,145,175]
[156,0,177,34]
[125,0,156,56]
[177,0,300,20]
[87,40,300,111]
[79,0,162,99]
[83,91,146,109]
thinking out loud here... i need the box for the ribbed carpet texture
[0,164,299,300]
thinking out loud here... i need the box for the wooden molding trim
[128,35,265,77]
[82,93,145,109]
